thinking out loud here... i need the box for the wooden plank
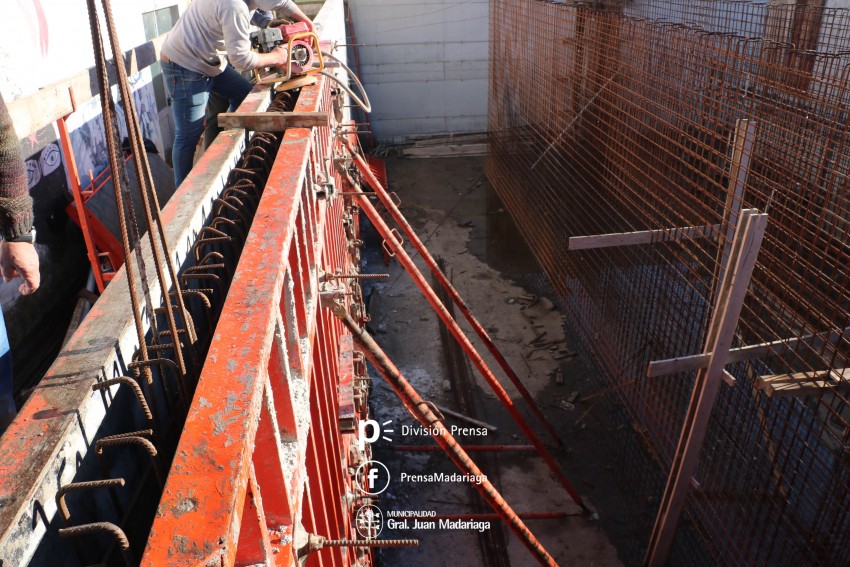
[7,34,167,138]
[645,209,768,566]
[756,369,844,398]
[718,119,757,277]
[217,111,331,131]
[569,223,720,251]
[408,133,488,147]
[647,325,850,377]
[401,143,487,158]
[647,353,711,377]
[274,76,318,92]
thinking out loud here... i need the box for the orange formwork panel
[141,77,369,567]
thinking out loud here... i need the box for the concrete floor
[362,156,624,566]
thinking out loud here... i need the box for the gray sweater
[0,94,33,240]
[161,0,297,76]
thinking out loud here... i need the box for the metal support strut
[344,139,564,448]
[326,302,559,566]
[340,144,588,512]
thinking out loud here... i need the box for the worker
[160,0,315,186]
[0,93,40,432]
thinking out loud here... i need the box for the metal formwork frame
[141,76,362,566]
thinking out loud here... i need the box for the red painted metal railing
[141,76,367,566]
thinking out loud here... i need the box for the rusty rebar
[325,273,390,280]
[57,478,126,522]
[326,305,559,566]
[96,435,163,487]
[58,523,129,547]
[488,1,850,564]
[92,376,153,423]
[59,522,134,566]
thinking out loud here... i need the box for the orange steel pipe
[57,115,106,293]
[328,305,558,566]
[343,157,588,512]
[345,141,563,446]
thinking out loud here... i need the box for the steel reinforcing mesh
[487,1,850,564]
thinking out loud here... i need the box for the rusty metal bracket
[416,400,445,425]
[381,228,404,258]
[316,177,337,200]
[319,280,349,318]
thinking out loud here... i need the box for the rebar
[325,273,390,280]
[321,538,419,548]
[488,1,850,564]
[327,305,559,566]
[91,376,153,423]
[57,479,126,522]
[59,522,134,566]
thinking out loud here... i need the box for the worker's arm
[281,3,315,32]
[0,94,39,295]
[257,0,315,32]
[225,1,316,72]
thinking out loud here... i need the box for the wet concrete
[361,156,624,566]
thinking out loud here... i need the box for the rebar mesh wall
[487,1,850,564]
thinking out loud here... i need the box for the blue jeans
[162,61,252,186]
[0,308,15,432]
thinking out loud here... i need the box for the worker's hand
[270,44,290,68]
[301,17,316,33]
[0,241,40,295]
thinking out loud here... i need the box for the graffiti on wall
[65,68,163,189]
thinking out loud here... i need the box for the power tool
[250,21,325,83]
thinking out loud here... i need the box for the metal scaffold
[488,0,850,565]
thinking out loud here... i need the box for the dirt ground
[360,155,629,567]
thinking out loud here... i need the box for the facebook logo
[355,460,390,495]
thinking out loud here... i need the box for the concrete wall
[348,0,489,142]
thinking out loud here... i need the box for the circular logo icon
[355,504,383,539]
[355,459,390,496]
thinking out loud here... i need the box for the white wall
[349,0,489,142]
[0,0,187,100]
